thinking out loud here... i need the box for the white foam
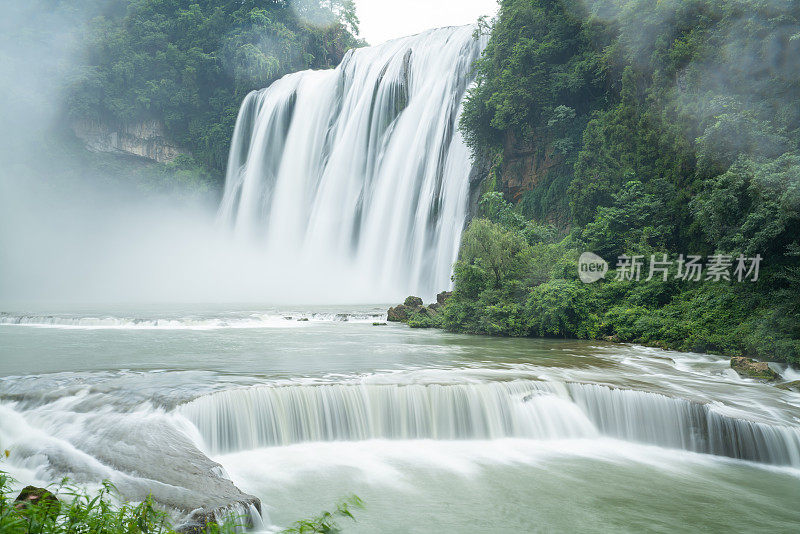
[0,311,386,330]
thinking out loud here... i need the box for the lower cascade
[178,381,800,466]
[218,26,486,297]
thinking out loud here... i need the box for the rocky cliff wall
[71,119,187,163]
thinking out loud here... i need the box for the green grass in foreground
[1,469,361,534]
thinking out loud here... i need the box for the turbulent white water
[179,380,800,467]
[0,311,385,329]
[219,26,486,299]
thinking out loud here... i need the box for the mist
[0,1,398,308]
[584,0,800,154]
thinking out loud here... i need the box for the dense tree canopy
[451,0,800,363]
[66,0,362,173]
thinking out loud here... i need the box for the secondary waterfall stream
[178,380,800,466]
[218,26,486,298]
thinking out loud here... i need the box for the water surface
[1,305,799,532]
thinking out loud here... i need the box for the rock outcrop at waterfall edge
[388,292,452,328]
[730,357,779,381]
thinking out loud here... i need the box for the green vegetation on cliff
[66,0,362,173]
[450,0,800,364]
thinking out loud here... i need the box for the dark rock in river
[730,357,779,381]
[417,306,434,317]
[404,296,424,307]
[436,291,452,306]
[177,497,262,533]
[388,304,413,322]
[776,380,800,392]
[14,486,59,517]
[389,294,448,325]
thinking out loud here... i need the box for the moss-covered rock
[404,296,424,307]
[387,304,413,322]
[14,486,59,517]
[388,295,449,327]
[730,357,779,381]
[776,380,800,392]
[437,291,453,306]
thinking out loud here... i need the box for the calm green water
[1,305,799,532]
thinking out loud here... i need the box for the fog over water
[0,4,483,307]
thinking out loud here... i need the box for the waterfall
[178,381,597,452]
[177,381,800,466]
[567,383,800,466]
[218,26,486,298]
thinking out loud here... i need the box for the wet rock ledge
[730,356,779,381]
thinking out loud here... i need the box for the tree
[458,218,530,288]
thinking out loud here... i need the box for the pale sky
[356,0,499,45]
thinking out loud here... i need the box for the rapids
[1,307,799,531]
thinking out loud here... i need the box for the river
[1,305,799,532]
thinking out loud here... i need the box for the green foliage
[458,218,530,288]
[1,470,364,534]
[582,180,673,259]
[525,279,593,338]
[280,495,363,534]
[450,0,800,364]
[67,0,363,173]
[407,311,441,329]
[691,154,800,257]
[0,473,181,534]
[444,208,800,364]
[461,0,608,151]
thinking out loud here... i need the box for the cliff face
[499,131,561,203]
[71,119,187,163]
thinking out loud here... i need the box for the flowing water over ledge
[1,305,799,532]
[178,380,800,466]
[218,26,487,299]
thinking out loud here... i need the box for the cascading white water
[218,26,486,298]
[567,383,800,466]
[177,381,597,452]
[178,381,800,466]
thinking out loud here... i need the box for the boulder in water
[178,497,262,534]
[776,380,800,392]
[417,306,434,317]
[389,296,446,326]
[437,291,453,305]
[730,357,779,380]
[388,305,413,322]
